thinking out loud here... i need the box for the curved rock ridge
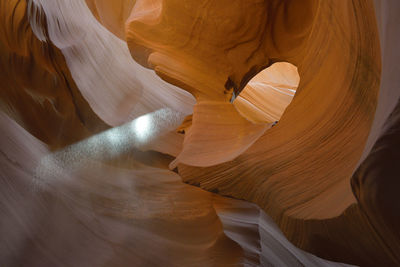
[125,0,315,169]
[29,0,195,127]
[0,110,356,267]
[169,101,271,168]
[127,0,380,219]
[126,0,318,101]
[1,0,399,266]
[0,111,242,267]
[124,0,400,266]
[0,0,109,149]
[214,197,355,267]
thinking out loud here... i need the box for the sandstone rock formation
[1,0,399,266]
[127,0,399,265]
[0,0,109,148]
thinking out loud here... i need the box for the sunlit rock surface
[234,62,299,124]
[1,0,399,266]
[1,110,358,266]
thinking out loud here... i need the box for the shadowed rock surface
[1,0,399,266]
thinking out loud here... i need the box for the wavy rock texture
[170,102,271,168]
[1,0,399,266]
[0,110,356,267]
[171,0,381,220]
[0,111,242,266]
[213,197,353,267]
[126,0,400,266]
[127,0,379,216]
[0,0,109,148]
[29,0,195,127]
[234,62,299,124]
[126,0,317,101]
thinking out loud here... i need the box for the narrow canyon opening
[233,62,299,124]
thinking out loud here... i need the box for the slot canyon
[1,0,399,266]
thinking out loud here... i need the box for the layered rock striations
[0,0,109,148]
[1,0,399,266]
[126,0,399,266]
